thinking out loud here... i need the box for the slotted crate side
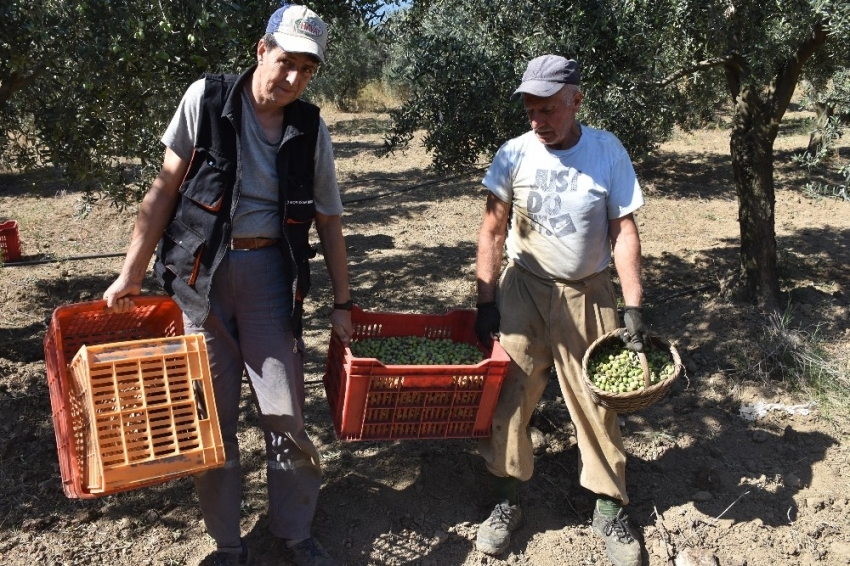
[43,297,187,498]
[350,308,474,342]
[323,307,509,441]
[69,334,224,494]
[0,220,22,263]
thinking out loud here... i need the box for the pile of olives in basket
[587,342,675,394]
[350,336,484,366]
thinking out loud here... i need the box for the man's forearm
[120,180,180,284]
[476,193,510,303]
[476,235,505,303]
[613,234,642,307]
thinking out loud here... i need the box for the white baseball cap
[266,4,328,63]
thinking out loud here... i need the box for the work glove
[475,302,501,346]
[619,306,649,353]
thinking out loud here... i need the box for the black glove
[475,302,501,346]
[620,306,649,352]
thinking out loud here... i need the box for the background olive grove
[2,0,849,309]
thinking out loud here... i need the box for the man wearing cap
[104,4,349,566]
[473,54,648,566]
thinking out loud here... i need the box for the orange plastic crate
[43,297,219,498]
[0,219,21,263]
[68,334,224,494]
[323,306,509,441]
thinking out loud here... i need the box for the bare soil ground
[1,105,849,566]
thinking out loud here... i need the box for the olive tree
[0,0,386,205]
[384,0,850,311]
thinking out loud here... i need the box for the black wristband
[333,300,353,311]
[476,301,496,309]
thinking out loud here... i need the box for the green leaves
[0,0,385,206]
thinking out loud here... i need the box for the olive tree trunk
[721,24,827,312]
[729,85,781,312]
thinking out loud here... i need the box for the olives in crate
[350,336,484,366]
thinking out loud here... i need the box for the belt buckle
[230,238,253,251]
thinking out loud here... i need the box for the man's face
[254,41,319,107]
[523,87,583,150]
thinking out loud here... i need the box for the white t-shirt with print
[482,125,643,281]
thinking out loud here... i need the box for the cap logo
[295,18,324,38]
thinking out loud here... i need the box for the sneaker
[204,540,253,566]
[476,500,523,555]
[281,536,338,566]
[591,507,642,566]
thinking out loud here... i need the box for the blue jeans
[186,246,322,551]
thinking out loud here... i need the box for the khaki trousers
[478,262,629,503]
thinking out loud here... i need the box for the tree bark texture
[729,85,781,312]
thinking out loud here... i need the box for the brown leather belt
[229,237,279,251]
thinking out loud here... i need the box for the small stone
[144,509,159,523]
[752,430,769,443]
[693,491,714,502]
[783,473,802,488]
[433,530,449,545]
[530,427,546,454]
[674,546,719,566]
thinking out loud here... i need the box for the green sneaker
[591,507,642,566]
[476,500,523,555]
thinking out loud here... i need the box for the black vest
[154,68,320,335]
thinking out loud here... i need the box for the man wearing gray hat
[104,4,349,566]
[473,54,647,566]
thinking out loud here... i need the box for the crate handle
[193,380,208,420]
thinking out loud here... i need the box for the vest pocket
[162,219,205,287]
[180,148,233,212]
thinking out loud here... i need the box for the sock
[494,475,520,505]
[596,495,623,518]
[285,537,307,548]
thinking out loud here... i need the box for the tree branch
[771,21,828,123]
[658,56,733,87]
[0,65,47,110]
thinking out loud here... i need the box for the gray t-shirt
[161,78,343,239]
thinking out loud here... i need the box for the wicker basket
[581,329,683,413]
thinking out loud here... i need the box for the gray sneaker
[281,537,338,566]
[591,507,642,566]
[476,500,523,555]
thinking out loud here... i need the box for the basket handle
[638,352,651,388]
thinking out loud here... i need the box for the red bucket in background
[0,220,22,263]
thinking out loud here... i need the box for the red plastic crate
[43,296,193,498]
[323,306,510,441]
[69,334,224,494]
[0,220,21,263]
